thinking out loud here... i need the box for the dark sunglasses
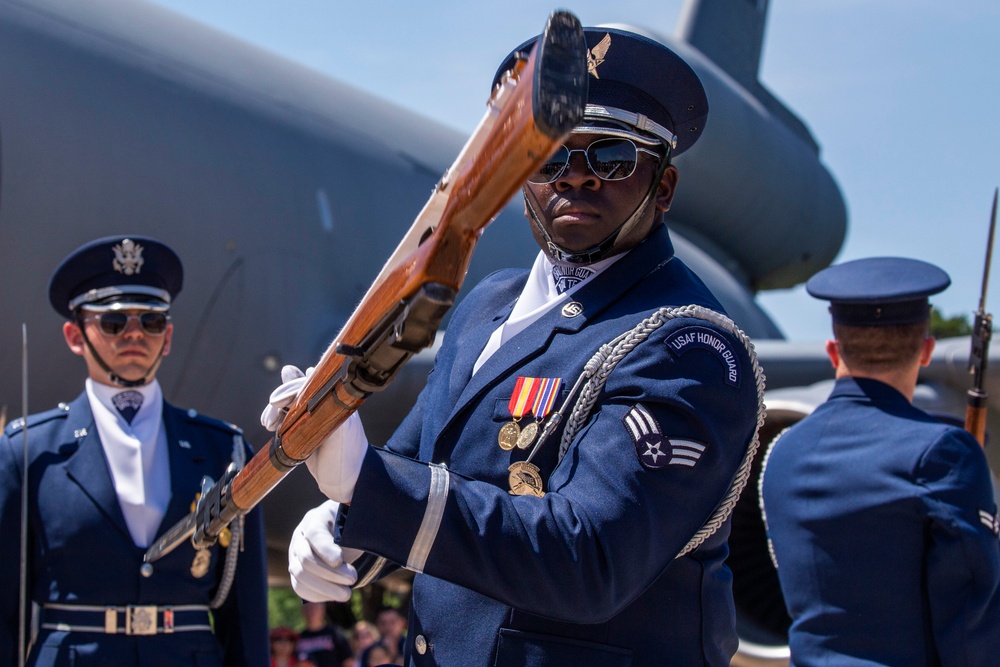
[81,312,170,336]
[528,137,662,185]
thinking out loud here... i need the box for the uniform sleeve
[212,444,270,667]
[0,430,27,667]
[917,429,1000,665]
[340,317,759,623]
[381,372,428,459]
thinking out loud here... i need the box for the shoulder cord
[757,425,791,570]
[538,305,766,559]
[210,435,247,609]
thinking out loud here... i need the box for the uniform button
[414,634,428,655]
[140,563,154,578]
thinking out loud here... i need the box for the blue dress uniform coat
[760,377,1000,666]
[337,226,762,666]
[0,393,269,667]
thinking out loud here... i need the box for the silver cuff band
[406,463,450,573]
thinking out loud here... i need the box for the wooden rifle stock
[965,188,998,447]
[145,11,587,563]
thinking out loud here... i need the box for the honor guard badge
[663,325,741,387]
[624,404,707,470]
[113,238,145,275]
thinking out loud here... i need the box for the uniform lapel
[159,403,209,537]
[62,393,133,543]
[444,294,518,410]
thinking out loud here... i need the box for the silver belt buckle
[125,605,158,635]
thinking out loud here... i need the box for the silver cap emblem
[113,239,144,275]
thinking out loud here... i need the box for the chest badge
[190,548,211,578]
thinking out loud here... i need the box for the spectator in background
[295,601,353,667]
[348,620,379,667]
[359,607,405,666]
[363,643,392,667]
[270,627,307,667]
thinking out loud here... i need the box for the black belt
[41,603,212,636]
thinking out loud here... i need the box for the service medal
[498,421,521,450]
[501,377,539,451]
[516,421,538,449]
[519,377,562,449]
[190,548,211,578]
[508,461,545,497]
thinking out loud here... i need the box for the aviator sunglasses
[528,137,663,185]
[81,311,170,336]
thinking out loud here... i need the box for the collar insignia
[587,33,612,78]
[113,239,144,276]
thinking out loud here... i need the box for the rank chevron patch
[979,509,1000,536]
[623,403,707,470]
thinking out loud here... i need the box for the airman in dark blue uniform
[760,257,1000,665]
[0,236,269,666]
[271,28,765,666]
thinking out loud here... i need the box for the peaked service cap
[492,26,709,155]
[48,235,183,319]
[806,257,950,326]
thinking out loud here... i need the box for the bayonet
[965,188,998,446]
[19,325,29,667]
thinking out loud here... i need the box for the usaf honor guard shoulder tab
[663,324,741,388]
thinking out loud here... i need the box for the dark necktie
[112,390,144,425]
[551,265,595,294]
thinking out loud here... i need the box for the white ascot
[473,251,622,374]
[87,378,171,548]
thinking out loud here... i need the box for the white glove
[288,500,363,602]
[260,365,314,432]
[306,411,369,504]
[261,364,369,503]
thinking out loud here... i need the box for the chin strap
[523,156,670,265]
[77,322,165,388]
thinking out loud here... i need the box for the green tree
[268,587,306,631]
[930,307,972,338]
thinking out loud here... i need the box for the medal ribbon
[529,378,563,421]
[508,377,541,419]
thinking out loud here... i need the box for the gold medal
[501,377,539,451]
[516,421,538,449]
[508,461,545,497]
[498,421,521,450]
[190,548,211,578]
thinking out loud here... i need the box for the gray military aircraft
[1,0,996,664]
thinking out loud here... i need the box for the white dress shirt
[86,378,171,548]
[472,251,622,375]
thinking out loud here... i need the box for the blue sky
[148,0,1000,341]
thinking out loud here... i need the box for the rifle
[145,11,588,563]
[965,187,999,447]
